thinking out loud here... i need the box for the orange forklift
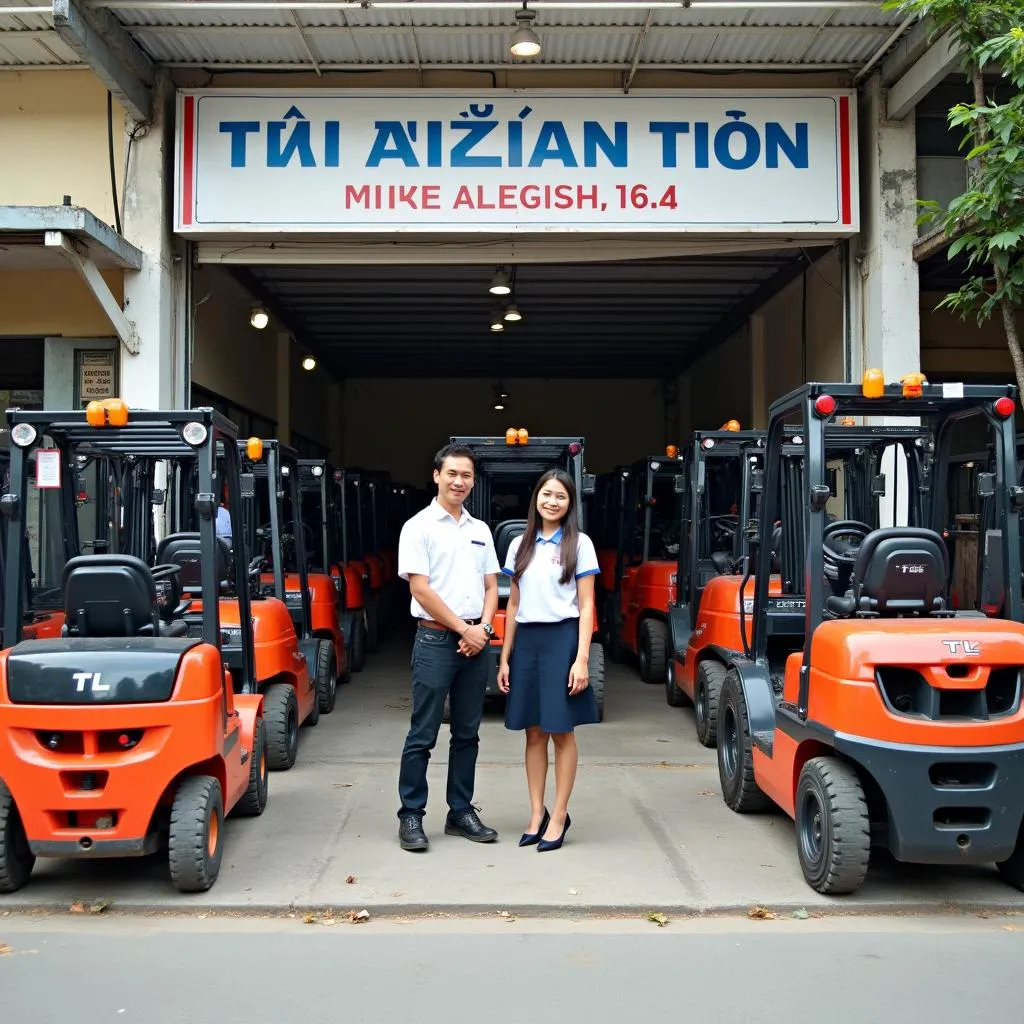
[666,428,764,731]
[602,450,686,685]
[240,439,340,721]
[0,403,268,893]
[299,459,367,674]
[716,376,1024,895]
[161,438,324,770]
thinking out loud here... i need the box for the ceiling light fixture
[302,355,317,371]
[493,387,510,412]
[249,305,269,330]
[503,304,522,322]
[489,267,511,295]
[490,311,505,332]
[509,3,541,58]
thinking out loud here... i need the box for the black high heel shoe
[537,814,571,852]
[519,809,550,847]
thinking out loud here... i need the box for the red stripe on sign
[182,94,195,227]
[838,94,852,225]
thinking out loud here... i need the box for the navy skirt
[505,618,600,733]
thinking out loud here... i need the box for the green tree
[885,2,1024,397]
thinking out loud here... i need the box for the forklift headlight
[650,461,661,471]
[10,423,37,448]
[312,465,323,477]
[701,438,715,450]
[181,421,208,447]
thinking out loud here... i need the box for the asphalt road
[2,913,1022,1023]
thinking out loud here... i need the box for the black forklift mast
[749,382,1024,714]
[0,407,259,691]
[240,439,314,641]
[298,458,351,606]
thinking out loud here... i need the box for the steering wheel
[823,520,871,598]
[151,562,183,620]
[823,520,871,566]
[710,514,739,548]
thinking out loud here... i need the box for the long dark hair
[513,469,579,585]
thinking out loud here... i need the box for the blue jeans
[397,625,489,820]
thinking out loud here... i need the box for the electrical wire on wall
[107,91,122,235]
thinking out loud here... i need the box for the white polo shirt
[398,498,500,621]
[502,529,600,624]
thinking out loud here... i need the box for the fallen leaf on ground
[748,906,776,920]
[345,875,357,884]
[698,790,715,797]
[89,900,111,914]
[792,909,809,920]
[332,783,353,788]
[303,913,317,924]
[0,944,11,956]
[390,891,404,898]
[497,910,511,918]
[656,738,670,743]
[647,912,669,927]
[69,902,85,914]
[1002,924,1019,931]
[349,909,370,924]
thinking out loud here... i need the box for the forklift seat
[156,532,231,594]
[494,519,528,602]
[62,554,188,638]
[826,527,948,618]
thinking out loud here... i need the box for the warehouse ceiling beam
[45,230,139,355]
[52,0,155,123]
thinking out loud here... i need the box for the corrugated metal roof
[0,2,910,72]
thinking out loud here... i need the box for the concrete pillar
[119,70,186,410]
[276,332,291,444]
[856,75,920,527]
[750,314,767,428]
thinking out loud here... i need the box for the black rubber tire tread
[316,639,338,714]
[997,833,1024,891]
[0,778,34,893]
[717,670,773,813]
[695,659,727,748]
[795,757,871,895]
[603,594,622,663]
[350,612,367,673]
[589,641,606,723]
[639,619,669,684]
[263,683,299,771]
[234,718,269,818]
[665,658,689,707]
[168,775,224,893]
[337,626,353,685]
[366,596,380,654]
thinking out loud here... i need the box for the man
[396,442,500,851]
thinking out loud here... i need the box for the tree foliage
[884,2,1024,396]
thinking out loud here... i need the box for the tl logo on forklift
[73,671,110,693]
[941,640,981,657]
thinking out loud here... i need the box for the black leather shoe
[445,808,498,843]
[399,816,429,851]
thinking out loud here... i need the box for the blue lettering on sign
[216,104,811,172]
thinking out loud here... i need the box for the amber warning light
[505,428,529,446]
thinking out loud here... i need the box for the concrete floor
[4,619,1024,916]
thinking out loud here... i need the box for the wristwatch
[481,623,495,639]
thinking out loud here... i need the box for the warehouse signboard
[174,89,858,235]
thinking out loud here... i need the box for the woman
[497,469,600,852]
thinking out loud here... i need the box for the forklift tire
[316,640,338,715]
[795,757,871,895]
[665,658,689,708]
[590,641,606,722]
[0,779,34,893]
[234,718,269,817]
[366,597,380,655]
[638,619,668,684]
[264,683,299,771]
[350,612,367,674]
[602,595,622,662]
[337,633,353,686]
[996,831,1024,891]
[694,660,726,747]
[168,776,224,893]
[717,670,772,814]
